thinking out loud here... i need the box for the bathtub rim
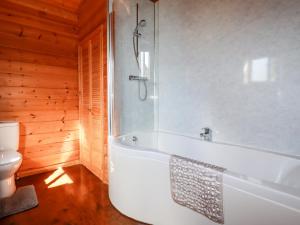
[109,133,300,210]
[111,130,300,187]
[113,130,300,161]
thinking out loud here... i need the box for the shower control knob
[129,75,139,80]
[129,75,148,81]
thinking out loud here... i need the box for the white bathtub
[109,131,300,225]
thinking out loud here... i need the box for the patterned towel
[170,155,226,224]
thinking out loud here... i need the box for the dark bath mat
[0,185,38,219]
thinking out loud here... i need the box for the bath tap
[132,136,138,142]
[200,128,212,141]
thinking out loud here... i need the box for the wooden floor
[0,165,146,225]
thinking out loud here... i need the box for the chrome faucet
[132,136,138,142]
[200,127,212,141]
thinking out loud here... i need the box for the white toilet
[0,121,22,199]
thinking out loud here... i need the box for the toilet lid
[0,151,22,165]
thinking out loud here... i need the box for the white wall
[158,0,300,156]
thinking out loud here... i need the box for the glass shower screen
[110,0,158,137]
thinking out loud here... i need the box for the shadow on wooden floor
[0,165,147,225]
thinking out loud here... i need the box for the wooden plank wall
[0,0,80,176]
[78,0,108,183]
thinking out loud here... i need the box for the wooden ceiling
[38,0,157,14]
[0,0,84,26]
[0,0,157,31]
[37,0,84,13]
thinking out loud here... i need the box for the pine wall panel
[0,0,80,176]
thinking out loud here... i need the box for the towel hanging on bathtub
[170,155,226,224]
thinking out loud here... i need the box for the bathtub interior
[115,131,300,200]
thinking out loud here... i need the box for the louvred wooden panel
[78,25,108,183]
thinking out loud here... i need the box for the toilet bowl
[0,121,22,199]
[0,151,22,198]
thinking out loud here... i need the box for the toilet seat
[0,151,22,166]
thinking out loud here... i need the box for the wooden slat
[17,159,80,177]
[78,0,106,28]
[0,20,77,50]
[37,0,83,13]
[0,7,78,38]
[22,140,79,154]
[0,60,77,77]
[0,87,78,100]
[0,31,77,58]
[78,0,107,39]
[20,150,80,171]
[20,120,79,135]
[0,110,79,122]
[0,73,78,89]
[0,46,77,68]
[0,0,78,25]
[0,17,77,42]
[0,99,78,112]
[20,130,79,148]
[21,140,79,158]
[18,160,80,177]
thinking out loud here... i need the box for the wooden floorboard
[0,165,148,225]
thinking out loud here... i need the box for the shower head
[134,20,146,36]
[138,19,146,28]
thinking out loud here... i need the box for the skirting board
[17,160,80,178]
[80,160,108,184]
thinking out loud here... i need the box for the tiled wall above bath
[158,0,300,156]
